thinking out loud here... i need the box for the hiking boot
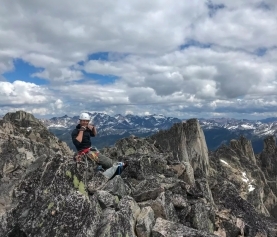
[123,159,129,168]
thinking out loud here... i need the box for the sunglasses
[80,120,89,122]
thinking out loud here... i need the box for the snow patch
[228,126,239,130]
[248,185,255,192]
[220,159,229,166]
[241,172,249,183]
[153,115,165,119]
[241,177,248,183]
[47,124,67,128]
[241,124,255,129]
[241,172,255,192]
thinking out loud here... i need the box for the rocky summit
[0,111,277,237]
[0,111,73,217]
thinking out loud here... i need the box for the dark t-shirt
[71,124,95,151]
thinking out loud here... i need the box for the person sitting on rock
[71,112,113,169]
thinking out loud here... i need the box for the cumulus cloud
[192,5,277,51]
[0,81,66,116]
[32,67,83,82]
[54,99,63,109]
[0,0,277,119]
[0,54,14,74]
[0,81,47,105]
[82,47,277,100]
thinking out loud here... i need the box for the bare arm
[75,130,84,143]
[88,125,97,136]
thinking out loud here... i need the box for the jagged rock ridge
[0,111,277,236]
[0,111,73,216]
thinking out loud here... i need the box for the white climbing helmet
[79,112,90,121]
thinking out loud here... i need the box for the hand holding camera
[88,124,94,130]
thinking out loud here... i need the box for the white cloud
[84,61,123,76]
[125,110,134,115]
[30,108,51,116]
[192,1,277,51]
[0,54,14,74]
[0,81,47,105]
[54,99,63,109]
[0,81,66,116]
[81,47,277,101]
[32,67,83,82]
[0,0,277,119]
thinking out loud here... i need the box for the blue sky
[4,54,117,85]
[0,0,277,119]
[3,59,47,85]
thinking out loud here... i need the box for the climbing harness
[72,147,128,190]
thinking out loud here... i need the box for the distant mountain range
[40,113,181,151]
[40,113,277,153]
[200,117,277,153]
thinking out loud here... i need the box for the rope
[84,154,89,187]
